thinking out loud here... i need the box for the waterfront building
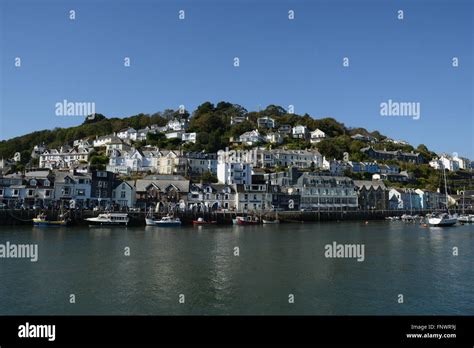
[353,180,388,210]
[0,173,27,207]
[187,183,236,211]
[90,170,115,208]
[112,180,136,209]
[134,176,190,210]
[235,183,267,212]
[289,173,358,210]
[53,171,92,208]
[388,188,422,210]
[23,171,55,209]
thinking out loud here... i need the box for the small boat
[192,217,217,226]
[33,213,68,227]
[458,214,474,223]
[146,215,182,227]
[427,212,458,227]
[236,216,260,226]
[86,213,129,226]
[262,219,280,224]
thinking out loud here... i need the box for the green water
[0,221,472,315]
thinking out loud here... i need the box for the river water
[0,221,472,315]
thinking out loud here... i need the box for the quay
[0,208,472,226]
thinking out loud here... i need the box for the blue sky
[1,0,473,158]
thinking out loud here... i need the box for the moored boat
[236,216,260,226]
[427,212,458,227]
[146,215,182,227]
[262,219,280,224]
[458,214,474,223]
[86,213,129,226]
[33,213,68,227]
[192,217,217,225]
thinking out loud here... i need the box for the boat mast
[442,163,449,213]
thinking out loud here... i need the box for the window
[76,189,85,196]
[28,190,34,196]
[121,191,126,198]
[45,190,50,197]
[0,189,3,196]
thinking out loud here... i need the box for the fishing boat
[427,164,457,227]
[236,216,260,226]
[86,213,129,226]
[146,215,182,227]
[192,217,217,226]
[33,213,68,227]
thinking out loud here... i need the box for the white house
[429,155,459,171]
[112,181,136,208]
[217,162,252,185]
[182,132,197,143]
[265,132,283,144]
[93,135,123,147]
[167,118,189,131]
[117,128,138,141]
[239,130,265,146]
[292,125,308,139]
[39,146,93,169]
[235,183,267,212]
[310,128,326,144]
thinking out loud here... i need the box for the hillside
[0,101,435,165]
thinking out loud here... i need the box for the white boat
[427,212,458,226]
[457,214,474,223]
[146,215,182,227]
[428,163,457,227]
[86,213,129,226]
[262,219,280,224]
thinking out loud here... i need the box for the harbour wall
[0,208,472,226]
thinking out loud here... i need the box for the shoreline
[1,208,472,227]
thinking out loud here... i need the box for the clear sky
[1,0,473,158]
